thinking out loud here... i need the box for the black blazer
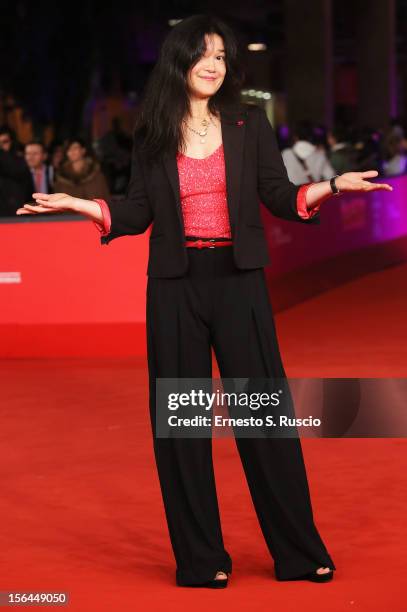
[99,103,320,277]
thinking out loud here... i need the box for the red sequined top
[176,143,231,237]
[92,143,319,237]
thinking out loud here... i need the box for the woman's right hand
[16,193,76,215]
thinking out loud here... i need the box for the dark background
[1,0,406,141]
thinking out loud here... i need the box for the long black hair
[133,13,245,161]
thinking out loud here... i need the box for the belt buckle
[209,238,215,249]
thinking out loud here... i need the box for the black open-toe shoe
[304,568,334,582]
[278,568,334,583]
[181,571,230,588]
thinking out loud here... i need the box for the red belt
[185,238,233,249]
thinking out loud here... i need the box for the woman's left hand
[335,171,393,193]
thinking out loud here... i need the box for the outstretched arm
[257,107,320,224]
[16,193,107,222]
[257,107,393,222]
[16,136,154,242]
[306,170,393,204]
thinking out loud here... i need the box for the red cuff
[92,199,111,235]
[296,183,320,219]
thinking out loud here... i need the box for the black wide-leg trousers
[146,244,336,585]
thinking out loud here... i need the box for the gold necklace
[183,114,217,144]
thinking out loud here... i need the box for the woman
[17,14,393,588]
[53,138,110,200]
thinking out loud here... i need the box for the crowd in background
[1,111,407,218]
[277,118,407,185]
[0,118,132,218]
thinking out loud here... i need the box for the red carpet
[1,264,406,611]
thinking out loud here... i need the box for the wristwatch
[330,175,341,196]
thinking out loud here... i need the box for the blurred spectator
[327,125,354,174]
[388,116,405,140]
[53,138,110,200]
[281,120,335,185]
[0,125,34,217]
[24,141,54,194]
[312,123,329,149]
[382,132,407,176]
[49,142,65,172]
[96,117,132,195]
[349,126,382,173]
[0,126,14,153]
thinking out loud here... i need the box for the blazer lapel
[162,104,248,236]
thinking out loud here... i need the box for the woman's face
[67,142,86,163]
[187,33,226,101]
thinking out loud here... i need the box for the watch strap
[330,175,341,195]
